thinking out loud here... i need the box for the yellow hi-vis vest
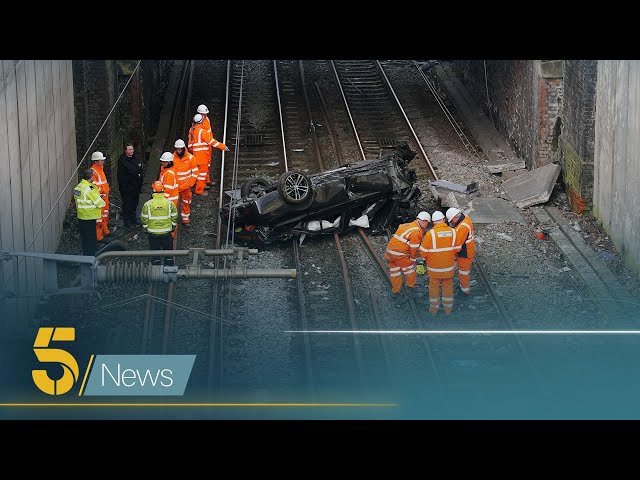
[74,178,105,220]
[141,193,178,234]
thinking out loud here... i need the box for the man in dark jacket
[117,143,143,227]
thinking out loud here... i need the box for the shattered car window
[219,142,422,248]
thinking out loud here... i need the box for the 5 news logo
[32,327,195,396]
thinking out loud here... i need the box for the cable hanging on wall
[3,60,142,289]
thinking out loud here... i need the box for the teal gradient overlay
[83,355,195,396]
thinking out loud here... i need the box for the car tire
[277,171,312,205]
[241,174,274,198]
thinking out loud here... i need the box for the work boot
[429,307,438,316]
[181,222,190,229]
[444,307,453,315]
[204,184,211,190]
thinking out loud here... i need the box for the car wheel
[241,174,274,198]
[277,171,312,205]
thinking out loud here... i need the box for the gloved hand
[224,146,230,152]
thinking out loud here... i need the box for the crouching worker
[384,211,431,296]
[419,211,461,316]
[141,181,178,266]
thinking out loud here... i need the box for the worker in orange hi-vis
[172,139,198,228]
[158,151,179,238]
[384,211,432,296]
[419,210,461,316]
[89,151,110,241]
[159,152,179,208]
[196,104,214,187]
[188,113,229,196]
[446,207,476,295]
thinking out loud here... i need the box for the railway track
[93,60,589,414]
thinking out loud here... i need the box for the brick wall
[72,60,173,184]
[557,60,597,212]
[451,60,563,169]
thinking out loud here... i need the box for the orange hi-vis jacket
[202,115,211,135]
[188,123,214,166]
[90,164,109,196]
[385,220,424,262]
[451,214,475,259]
[173,150,198,190]
[159,165,179,204]
[419,222,461,278]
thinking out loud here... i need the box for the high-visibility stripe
[148,214,172,220]
[428,266,454,272]
[385,248,406,256]
[390,272,402,277]
[441,297,454,301]
[147,227,173,233]
[461,287,470,292]
[459,270,470,275]
[404,267,416,275]
[389,267,401,271]
[421,246,458,253]
[429,299,439,303]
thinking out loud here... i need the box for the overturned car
[219,142,422,248]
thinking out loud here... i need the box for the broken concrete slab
[437,191,474,210]
[429,179,478,194]
[501,169,527,180]
[429,180,479,209]
[464,197,526,225]
[502,163,561,208]
[486,156,526,174]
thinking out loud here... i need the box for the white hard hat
[446,207,461,222]
[160,152,174,162]
[417,211,431,221]
[197,104,209,114]
[91,151,106,161]
[193,113,203,123]
[432,211,445,222]
[174,139,185,148]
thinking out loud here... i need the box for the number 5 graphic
[32,327,80,396]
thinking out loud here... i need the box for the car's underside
[220,143,422,248]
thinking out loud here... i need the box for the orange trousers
[180,188,192,224]
[384,252,416,294]
[205,161,211,185]
[429,276,454,315]
[457,256,473,294]
[96,196,109,240]
[194,163,209,194]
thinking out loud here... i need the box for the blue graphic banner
[83,355,196,396]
